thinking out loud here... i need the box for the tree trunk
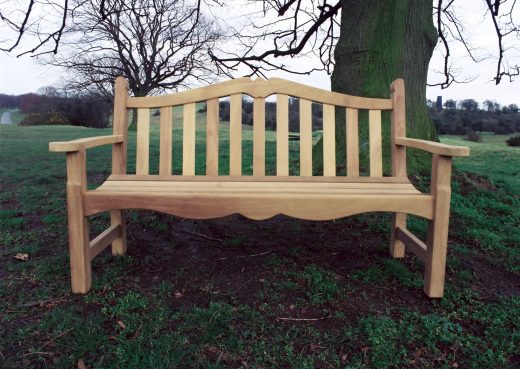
[314,0,438,174]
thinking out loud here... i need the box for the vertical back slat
[112,77,129,175]
[299,99,312,176]
[253,97,266,176]
[369,109,383,176]
[206,98,219,176]
[276,94,289,176]
[346,108,359,176]
[182,103,196,175]
[229,94,242,176]
[136,108,150,175]
[323,104,336,176]
[159,107,172,175]
[390,79,407,177]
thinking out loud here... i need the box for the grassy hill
[0,123,519,368]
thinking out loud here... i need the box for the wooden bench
[49,77,469,298]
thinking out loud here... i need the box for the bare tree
[41,0,223,98]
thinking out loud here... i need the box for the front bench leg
[424,154,452,298]
[66,150,92,293]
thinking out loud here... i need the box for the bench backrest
[112,77,406,178]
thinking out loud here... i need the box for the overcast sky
[0,0,518,106]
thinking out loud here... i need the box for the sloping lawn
[0,124,519,368]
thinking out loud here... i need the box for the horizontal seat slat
[107,174,413,183]
[99,180,417,190]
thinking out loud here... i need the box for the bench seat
[83,175,434,220]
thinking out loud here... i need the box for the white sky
[0,0,518,106]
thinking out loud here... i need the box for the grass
[0,121,519,368]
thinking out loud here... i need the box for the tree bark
[314,0,438,174]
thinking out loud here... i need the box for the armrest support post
[65,149,91,293]
[424,154,453,297]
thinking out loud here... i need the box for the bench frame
[50,77,469,298]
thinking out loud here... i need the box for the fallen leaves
[13,253,29,261]
[77,359,87,369]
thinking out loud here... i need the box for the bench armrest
[49,135,124,152]
[395,137,470,157]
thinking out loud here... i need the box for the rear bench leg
[390,213,406,258]
[424,155,452,298]
[110,210,127,255]
[66,151,92,294]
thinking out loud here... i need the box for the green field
[0,122,519,368]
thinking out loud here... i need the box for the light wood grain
[395,137,470,157]
[159,107,173,175]
[84,191,434,220]
[206,98,219,176]
[424,154,453,298]
[323,104,336,176]
[230,94,242,176]
[253,97,266,176]
[300,99,312,176]
[112,76,129,175]
[53,76,465,297]
[136,108,150,175]
[49,135,124,152]
[110,77,128,256]
[66,150,91,293]
[127,77,393,110]
[396,226,427,262]
[390,79,407,177]
[89,224,121,260]
[389,80,407,258]
[369,109,382,177]
[346,108,359,177]
[276,94,289,176]
[390,213,407,258]
[110,210,126,255]
[108,174,412,183]
[182,103,196,175]
[98,181,420,193]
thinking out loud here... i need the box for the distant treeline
[2,91,518,135]
[0,92,111,128]
[429,99,520,134]
[215,97,324,131]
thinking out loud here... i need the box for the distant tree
[444,99,457,110]
[48,0,223,99]
[506,104,519,114]
[37,86,61,98]
[459,99,479,111]
[483,99,501,112]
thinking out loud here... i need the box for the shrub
[47,110,70,125]
[20,113,49,126]
[506,134,520,147]
[465,129,481,142]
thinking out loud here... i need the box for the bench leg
[390,213,406,258]
[66,151,91,294]
[424,155,452,298]
[110,210,127,255]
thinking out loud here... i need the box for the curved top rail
[126,77,393,110]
